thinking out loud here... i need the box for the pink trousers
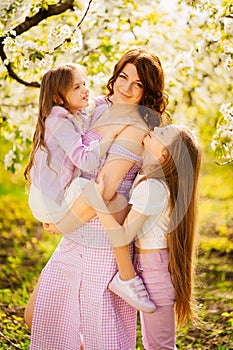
[135,250,176,350]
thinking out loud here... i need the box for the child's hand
[43,222,62,234]
[96,173,105,196]
[81,178,107,212]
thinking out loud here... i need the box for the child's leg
[136,250,176,347]
[113,245,135,280]
[140,305,176,349]
[108,245,156,313]
[102,195,156,313]
[24,276,42,329]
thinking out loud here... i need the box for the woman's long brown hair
[24,64,84,183]
[139,125,201,327]
[106,48,169,129]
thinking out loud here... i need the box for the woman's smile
[112,63,143,105]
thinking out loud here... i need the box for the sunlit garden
[0,0,233,349]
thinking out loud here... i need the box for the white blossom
[4,132,15,141]
[219,103,233,119]
[223,17,233,36]
[0,0,233,167]
[4,150,15,168]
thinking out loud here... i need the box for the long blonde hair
[24,63,85,183]
[141,125,201,327]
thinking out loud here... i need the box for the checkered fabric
[31,239,82,349]
[30,98,142,350]
[30,235,137,350]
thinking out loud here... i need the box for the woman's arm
[48,125,147,234]
[81,179,147,247]
[48,181,130,234]
[97,125,146,201]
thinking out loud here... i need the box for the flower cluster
[48,24,83,53]
[211,103,233,161]
[0,0,232,171]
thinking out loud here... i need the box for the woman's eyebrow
[120,71,128,77]
[122,71,142,82]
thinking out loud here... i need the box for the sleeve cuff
[84,129,102,144]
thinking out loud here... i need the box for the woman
[25,48,169,350]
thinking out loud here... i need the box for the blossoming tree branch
[0,0,232,171]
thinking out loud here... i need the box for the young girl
[82,124,201,349]
[24,63,124,225]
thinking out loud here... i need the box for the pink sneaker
[108,272,156,313]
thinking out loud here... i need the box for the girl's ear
[159,148,168,164]
[53,95,64,105]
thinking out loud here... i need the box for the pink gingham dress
[30,96,143,350]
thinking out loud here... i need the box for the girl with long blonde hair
[83,124,201,349]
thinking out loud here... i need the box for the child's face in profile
[66,68,89,114]
[143,125,179,165]
[152,125,179,146]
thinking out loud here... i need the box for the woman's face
[111,63,143,105]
